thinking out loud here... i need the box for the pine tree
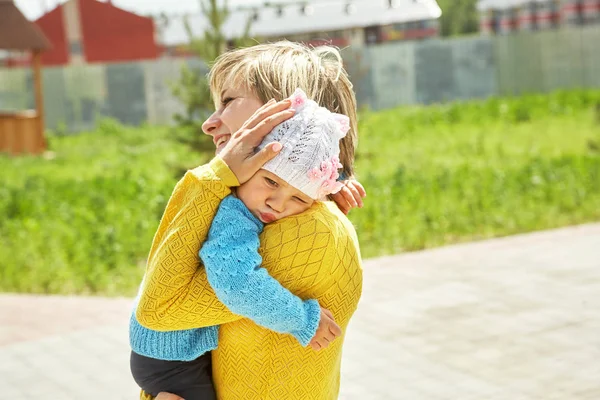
[436,0,479,37]
[171,0,255,153]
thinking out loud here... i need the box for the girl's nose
[202,111,222,136]
[266,195,285,214]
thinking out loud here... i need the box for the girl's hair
[208,40,358,178]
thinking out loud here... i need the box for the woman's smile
[215,134,231,152]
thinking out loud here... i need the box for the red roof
[31,0,158,66]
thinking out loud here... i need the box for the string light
[276,5,284,17]
[300,4,315,15]
[345,2,357,15]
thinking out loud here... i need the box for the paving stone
[1,223,598,399]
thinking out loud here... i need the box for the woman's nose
[202,111,222,136]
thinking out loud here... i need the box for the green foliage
[436,0,479,37]
[170,0,255,154]
[1,91,599,295]
[0,119,203,295]
[352,89,600,257]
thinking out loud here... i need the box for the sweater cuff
[191,157,240,188]
[211,157,240,187]
[290,299,321,347]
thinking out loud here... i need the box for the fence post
[33,51,46,153]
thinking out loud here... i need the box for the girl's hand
[220,99,295,185]
[331,179,366,215]
[309,307,342,351]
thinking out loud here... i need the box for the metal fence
[0,25,598,132]
[350,24,600,110]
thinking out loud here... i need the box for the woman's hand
[331,179,366,215]
[220,99,295,185]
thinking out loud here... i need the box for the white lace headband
[257,88,350,199]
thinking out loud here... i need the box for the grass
[0,119,202,295]
[352,90,600,257]
[1,90,599,295]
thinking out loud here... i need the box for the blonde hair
[208,41,358,178]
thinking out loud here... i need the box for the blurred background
[1,0,599,295]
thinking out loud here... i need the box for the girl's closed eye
[293,196,308,204]
[265,177,278,187]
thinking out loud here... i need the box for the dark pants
[130,351,216,400]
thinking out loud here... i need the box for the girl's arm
[136,157,243,330]
[137,99,296,331]
[200,196,321,346]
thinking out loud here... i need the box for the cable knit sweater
[201,195,321,345]
[129,196,321,361]
[135,157,363,400]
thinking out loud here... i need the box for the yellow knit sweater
[136,157,363,400]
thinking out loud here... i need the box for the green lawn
[0,119,202,295]
[1,90,599,295]
[353,90,600,256]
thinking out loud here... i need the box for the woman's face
[202,84,264,154]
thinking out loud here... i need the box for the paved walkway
[1,224,599,399]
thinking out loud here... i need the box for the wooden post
[32,50,46,153]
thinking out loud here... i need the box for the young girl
[130,88,350,399]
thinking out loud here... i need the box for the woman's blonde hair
[208,40,358,178]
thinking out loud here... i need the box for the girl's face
[202,84,264,154]
[236,169,314,224]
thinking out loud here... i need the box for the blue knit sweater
[130,195,321,361]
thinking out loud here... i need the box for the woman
[136,41,365,399]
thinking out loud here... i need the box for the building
[0,0,51,155]
[159,0,442,55]
[7,0,159,67]
[478,0,600,34]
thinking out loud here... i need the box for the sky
[14,0,309,20]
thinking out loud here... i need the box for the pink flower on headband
[332,114,350,135]
[331,156,343,170]
[318,180,344,198]
[308,156,345,197]
[308,169,322,180]
[290,89,308,109]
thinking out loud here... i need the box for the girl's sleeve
[200,196,322,347]
[136,157,244,331]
